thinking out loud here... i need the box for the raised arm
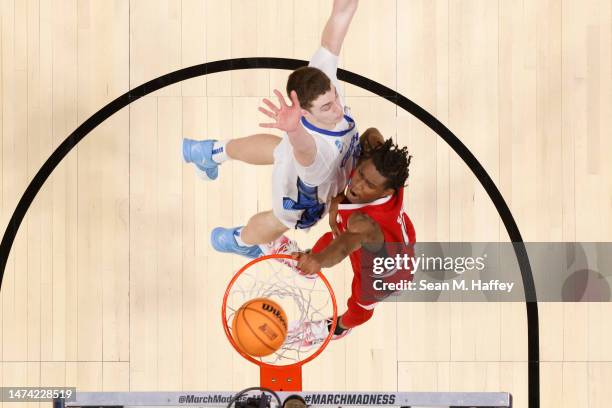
[321,0,359,55]
[259,90,316,166]
[286,117,316,167]
[292,212,384,275]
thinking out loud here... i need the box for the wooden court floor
[0,1,611,407]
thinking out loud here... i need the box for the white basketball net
[224,256,336,366]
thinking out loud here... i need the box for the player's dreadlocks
[369,138,412,190]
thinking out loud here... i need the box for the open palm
[259,90,302,133]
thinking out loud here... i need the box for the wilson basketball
[231,298,288,357]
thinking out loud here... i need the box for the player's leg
[337,296,375,330]
[226,134,281,165]
[210,211,288,258]
[182,133,281,180]
[240,211,289,245]
[288,280,376,347]
[289,296,374,347]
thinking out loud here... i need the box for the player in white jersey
[267,53,359,231]
[182,0,360,258]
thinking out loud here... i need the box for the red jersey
[312,188,416,305]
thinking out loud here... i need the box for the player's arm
[359,128,384,158]
[259,89,317,167]
[286,119,316,167]
[328,192,346,237]
[293,212,384,275]
[321,0,359,55]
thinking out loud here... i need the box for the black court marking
[0,57,539,408]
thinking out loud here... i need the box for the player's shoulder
[347,212,378,233]
[347,211,385,247]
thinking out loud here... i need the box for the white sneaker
[260,235,316,279]
[286,319,351,348]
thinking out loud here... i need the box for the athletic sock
[334,324,347,336]
[211,140,229,164]
[233,228,250,248]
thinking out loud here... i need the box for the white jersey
[272,47,360,230]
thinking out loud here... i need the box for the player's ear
[383,187,395,197]
[300,108,310,117]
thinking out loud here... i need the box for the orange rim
[221,254,338,369]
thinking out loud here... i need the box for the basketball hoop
[222,254,338,392]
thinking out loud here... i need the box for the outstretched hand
[291,251,322,276]
[259,90,302,132]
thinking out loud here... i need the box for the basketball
[231,298,288,357]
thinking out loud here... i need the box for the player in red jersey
[278,129,415,346]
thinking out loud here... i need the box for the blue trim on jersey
[300,115,355,137]
[282,177,326,229]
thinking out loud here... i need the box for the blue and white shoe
[210,226,264,259]
[182,138,219,181]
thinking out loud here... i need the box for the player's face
[346,160,394,203]
[305,86,343,128]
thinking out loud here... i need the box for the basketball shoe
[210,226,264,259]
[286,318,351,348]
[260,235,316,279]
[182,138,219,181]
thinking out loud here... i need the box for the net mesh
[223,256,336,366]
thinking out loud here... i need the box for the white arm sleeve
[308,46,344,101]
[293,136,337,186]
